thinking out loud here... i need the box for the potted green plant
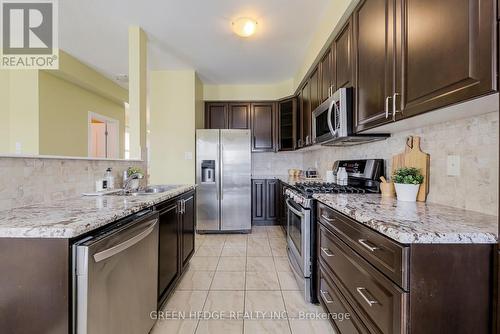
[392,167,424,202]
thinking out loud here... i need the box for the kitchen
[0,0,498,333]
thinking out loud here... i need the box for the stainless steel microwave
[312,87,389,146]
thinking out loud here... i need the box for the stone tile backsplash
[252,151,304,176]
[0,158,147,211]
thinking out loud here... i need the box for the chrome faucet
[123,173,144,192]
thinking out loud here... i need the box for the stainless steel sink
[106,185,178,196]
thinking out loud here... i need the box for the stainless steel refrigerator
[196,129,251,232]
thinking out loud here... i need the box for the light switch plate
[184,152,193,160]
[447,155,460,176]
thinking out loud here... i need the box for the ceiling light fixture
[232,17,257,37]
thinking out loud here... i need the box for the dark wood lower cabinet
[317,203,494,334]
[252,179,279,225]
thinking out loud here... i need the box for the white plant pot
[394,183,420,202]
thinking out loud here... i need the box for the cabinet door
[396,0,495,119]
[353,0,394,132]
[228,103,250,129]
[301,81,312,146]
[181,194,195,268]
[278,98,296,151]
[158,200,180,302]
[310,66,320,112]
[296,90,304,148]
[252,179,266,221]
[320,47,334,103]
[251,103,275,152]
[334,18,354,89]
[265,179,279,221]
[205,103,228,129]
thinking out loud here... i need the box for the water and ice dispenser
[201,160,215,183]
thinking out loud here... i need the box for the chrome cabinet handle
[385,96,392,119]
[320,214,334,222]
[356,287,378,307]
[321,247,334,257]
[358,239,379,252]
[392,92,402,121]
[320,289,334,304]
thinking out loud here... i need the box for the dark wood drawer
[317,202,409,290]
[319,224,408,334]
[319,264,371,334]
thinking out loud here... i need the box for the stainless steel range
[285,159,384,303]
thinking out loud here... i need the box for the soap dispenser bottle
[104,168,114,190]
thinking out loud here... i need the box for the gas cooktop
[294,182,367,197]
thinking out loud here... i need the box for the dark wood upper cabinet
[278,98,296,151]
[334,18,354,89]
[395,0,496,120]
[228,103,250,129]
[301,81,312,146]
[251,102,275,152]
[310,66,320,112]
[320,47,334,103]
[205,103,228,129]
[296,89,304,148]
[353,0,394,132]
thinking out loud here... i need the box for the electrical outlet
[447,155,460,176]
[184,152,193,160]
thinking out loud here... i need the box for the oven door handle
[286,199,304,218]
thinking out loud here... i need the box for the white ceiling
[59,0,331,85]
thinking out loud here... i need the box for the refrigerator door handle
[220,143,224,201]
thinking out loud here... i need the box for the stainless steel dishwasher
[73,210,159,334]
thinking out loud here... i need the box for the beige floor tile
[274,257,292,272]
[195,246,223,257]
[178,270,215,291]
[246,256,276,272]
[247,237,270,247]
[251,226,268,235]
[269,237,287,247]
[224,238,247,248]
[202,237,227,247]
[271,244,288,256]
[221,246,246,257]
[277,271,300,290]
[203,290,245,315]
[210,271,245,290]
[247,245,272,257]
[246,271,280,290]
[267,229,285,238]
[195,319,243,334]
[244,319,291,334]
[245,291,286,316]
[289,319,336,334]
[150,319,198,334]
[281,291,324,318]
[217,257,246,271]
[189,257,219,271]
[163,290,209,313]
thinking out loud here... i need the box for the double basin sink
[108,185,178,196]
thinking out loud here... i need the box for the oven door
[286,199,311,278]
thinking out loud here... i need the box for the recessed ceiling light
[232,17,257,37]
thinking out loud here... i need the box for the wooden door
[205,103,227,129]
[278,98,296,151]
[320,47,334,103]
[334,18,354,89]
[353,0,394,132]
[251,102,275,152]
[265,179,279,221]
[310,66,320,112]
[228,103,250,129]
[181,193,195,268]
[252,179,266,222]
[296,90,304,148]
[301,81,312,146]
[395,0,496,120]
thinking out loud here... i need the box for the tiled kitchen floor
[150,226,335,334]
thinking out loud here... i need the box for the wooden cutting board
[391,136,430,202]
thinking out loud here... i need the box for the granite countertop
[0,185,196,239]
[313,193,498,244]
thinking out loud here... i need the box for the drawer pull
[356,287,378,307]
[358,239,379,252]
[320,289,334,304]
[320,214,334,222]
[321,247,334,257]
